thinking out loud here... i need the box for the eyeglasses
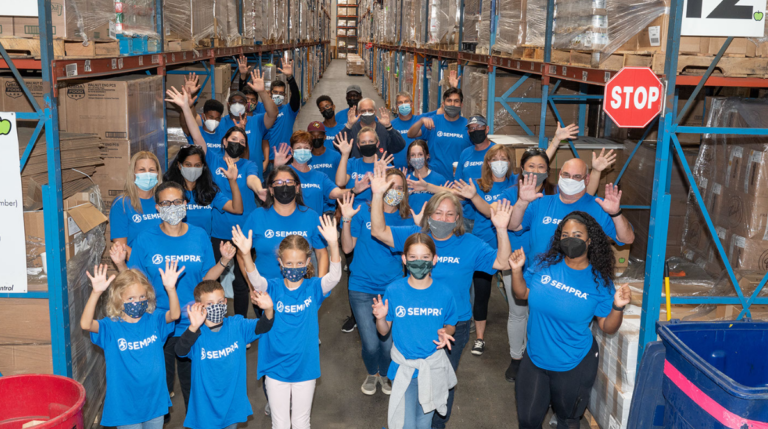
[560,171,585,181]
[525,148,546,155]
[159,199,186,207]
[468,126,486,132]
[271,180,296,187]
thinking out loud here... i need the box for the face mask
[230,103,246,117]
[398,103,412,116]
[410,157,425,170]
[281,265,308,282]
[247,101,258,113]
[205,302,227,324]
[123,300,148,319]
[469,130,487,145]
[406,259,433,280]
[490,160,509,178]
[273,185,297,204]
[384,189,404,206]
[321,108,335,120]
[312,138,325,148]
[444,105,462,118]
[559,237,587,259]
[428,218,456,240]
[293,148,312,164]
[225,141,245,158]
[347,97,361,108]
[558,177,586,196]
[360,113,376,125]
[180,166,203,182]
[204,119,219,132]
[524,171,549,188]
[360,143,378,157]
[158,204,186,226]
[134,172,158,191]
[272,94,285,106]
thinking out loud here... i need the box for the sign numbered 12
[682,0,767,37]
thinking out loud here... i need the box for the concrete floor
[162,60,587,429]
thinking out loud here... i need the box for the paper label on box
[697,177,708,190]
[608,415,621,429]
[726,147,743,188]
[648,26,661,46]
[712,183,721,195]
[733,235,747,248]
[109,21,116,39]
[685,249,695,260]
[745,150,761,193]
[67,216,81,235]
[716,226,726,240]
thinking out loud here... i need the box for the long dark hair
[519,148,557,196]
[222,127,249,160]
[263,165,308,210]
[406,139,429,172]
[536,211,615,288]
[164,145,220,206]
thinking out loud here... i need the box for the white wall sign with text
[682,0,767,37]
[0,113,28,293]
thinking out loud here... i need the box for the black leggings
[516,337,600,429]
[211,237,261,318]
[164,336,191,409]
[472,271,493,321]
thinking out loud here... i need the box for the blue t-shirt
[220,113,267,174]
[90,311,175,426]
[335,108,350,127]
[258,277,328,382]
[345,157,375,203]
[243,206,327,280]
[420,115,471,179]
[290,165,337,215]
[390,226,496,321]
[349,206,413,295]
[525,260,614,371]
[128,225,216,336]
[308,148,342,212]
[109,196,162,248]
[209,156,261,240]
[323,122,346,151]
[181,316,265,429]
[454,143,495,183]
[406,170,448,215]
[390,114,423,169]
[470,177,517,248]
[500,186,529,254]
[384,277,458,380]
[265,104,299,159]
[184,190,229,237]
[519,193,622,259]
[186,125,223,154]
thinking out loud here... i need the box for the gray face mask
[180,166,203,182]
[524,171,549,188]
[428,218,456,240]
[444,105,462,118]
[159,204,186,226]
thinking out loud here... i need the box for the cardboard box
[613,244,630,268]
[0,76,46,113]
[166,64,231,110]
[10,1,114,40]
[0,17,12,36]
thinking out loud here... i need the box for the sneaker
[265,402,271,416]
[169,391,175,398]
[246,343,252,349]
[469,319,476,333]
[341,315,357,333]
[505,358,521,382]
[361,374,378,395]
[378,375,392,395]
[471,339,485,356]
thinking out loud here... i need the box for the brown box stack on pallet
[426,0,460,49]
[347,54,366,75]
[163,0,215,50]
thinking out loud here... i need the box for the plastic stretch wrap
[429,59,439,112]
[463,0,481,43]
[40,0,158,42]
[242,0,261,40]
[114,0,158,37]
[493,0,525,53]
[404,0,424,46]
[476,0,493,50]
[462,67,487,118]
[427,0,459,45]
[163,0,215,43]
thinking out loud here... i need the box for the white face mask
[229,103,246,117]
[204,119,219,132]
[490,160,509,178]
[558,177,586,195]
[272,94,285,106]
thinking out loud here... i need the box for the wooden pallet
[165,39,195,52]
[196,37,227,48]
[653,53,768,77]
[495,46,545,62]
[0,37,123,59]
[63,39,120,58]
[551,49,653,71]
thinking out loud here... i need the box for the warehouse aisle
[162,60,579,429]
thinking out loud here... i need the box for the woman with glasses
[110,180,237,413]
[335,128,395,204]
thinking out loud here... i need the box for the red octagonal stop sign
[603,67,663,129]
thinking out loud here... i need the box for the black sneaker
[471,339,485,356]
[505,358,521,382]
[341,315,357,333]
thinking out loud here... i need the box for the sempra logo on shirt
[309,163,334,169]
[118,335,158,351]
[542,216,564,225]
[366,222,371,230]
[264,229,309,239]
[131,213,161,223]
[395,305,443,317]
[436,130,464,139]
[464,160,483,168]
[350,171,372,180]
[302,183,322,190]
[200,341,239,360]
[540,274,589,299]
[215,168,243,179]
[436,256,460,264]
[276,296,313,313]
[188,204,212,211]
[151,254,202,265]
[208,143,222,149]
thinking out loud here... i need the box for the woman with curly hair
[508,211,630,429]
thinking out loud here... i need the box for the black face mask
[469,130,487,145]
[321,108,335,120]
[225,141,245,158]
[359,144,377,157]
[272,185,297,204]
[312,138,325,148]
[559,237,587,258]
[347,97,361,108]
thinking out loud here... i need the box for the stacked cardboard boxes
[347,54,366,75]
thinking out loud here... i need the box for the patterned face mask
[281,265,308,282]
[123,300,148,318]
[158,204,186,226]
[384,189,404,206]
[205,303,227,324]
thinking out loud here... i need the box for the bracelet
[609,209,623,218]
[220,259,230,268]
[341,216,352,223]
[612,303,626,312]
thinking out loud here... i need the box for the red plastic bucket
[0,374,86,429]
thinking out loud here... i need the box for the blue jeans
[117,415,164,429]
[349,289,392,376]
[431,319,470,428]
[405,376,435,428]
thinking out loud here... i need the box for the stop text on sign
[609,86,660,110]
[602,67,663,129]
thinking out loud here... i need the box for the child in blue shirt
[80,262,183,429]
[174,280,275,429]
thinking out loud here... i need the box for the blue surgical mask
[281,265,308,282]
[398,103,412,116]
[134,172,158,191]
[293,148,312,164]
[123,300,148,318]
[272,94,285,106]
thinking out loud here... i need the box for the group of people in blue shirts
[86,60,635,429]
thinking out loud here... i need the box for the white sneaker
[246,343,252,349]
[378,375,392,395]
[361,374,377,395]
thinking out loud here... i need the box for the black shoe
[505,358,521,382]
[341,315,357,333]
[164,413,171,424]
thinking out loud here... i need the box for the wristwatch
[220,259,232,268]
[612,303,626,312]
[609,209,623,218]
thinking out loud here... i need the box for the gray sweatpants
[502,270,529,359]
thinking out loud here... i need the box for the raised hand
[86,264,116,293]
[378,107,392,127]
[318,214,338,243]
[233,114,247,129]
[452,178,477,200]
[614,283,631,308]
[372,295,388,320]
[353,172,372,195]
[595,183,622,216]
[109,241,127,265]
[220,241,236,263]
[273,143,292,167]
[554,122,579,142]
[422,117,435,130]
[187,303,207,329]
[518,172,543,203]
[223,157,239,181]
[370,164,395,195]
[231,225,253,255]
[277,58,293,78]
[164,86,190,108]
[448,69,461,88]
[248,68,266,93]
[236,54,250,78]
[434,328,455,350]
[338,192,361,218]
[184,73,201,105]
[508,247,526,271]
[159,259,186,290]
[334,132,354,156]
[347,106,361,126]
[375,151,395,167]
[251,290,274,310]
[410,202,427,226]
[407,175,430,193]
[591,148,617,172]
[490,198,513,229]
